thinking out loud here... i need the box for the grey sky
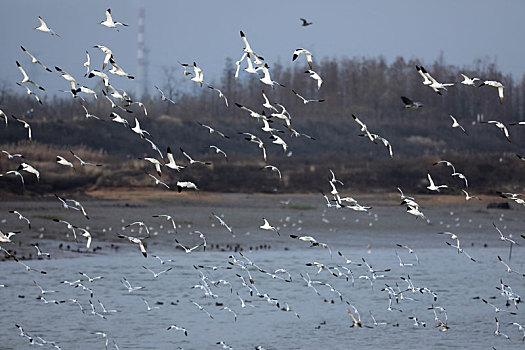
[1,0,524,98]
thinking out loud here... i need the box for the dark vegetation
[1,55,525,195]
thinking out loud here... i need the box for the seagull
[498,255,525,276]
[167,325,187,336]
[212,213,233,235]
[259,64,284,88]
[20,46,52,72]
[0,170,25,187]
[480,120,511,142]
[55,66,78,93]
[448,115,467,134]
[18,163,39,182]
[152,214,177,232]
[261,90,279,112]
[292,90,324,104]
[165,147,185,171]
[260,218,280,236]
[427,172,448,192]
[462,189,480,201]
[174,239,202,254]
[300,18,313,26]
[70,150,101,167]
[270,134,288,152]
[131,117,150,138]
[262,165,281,179]
[100,8,128,30]
[209,146,227,159]
[292,48,313,69]
[176,181,198,192]
[239,30,264,63]
[79,272,103,283]
[34,16,59,36]
[147,173,170,188]
[16,83,42,104]
[121,276,145,293]
[416,65,454,94]
[197,121,229,138]
[305,69,323,90]
[118,234,148,257]
[0,230,18,242]
[180,147,211,165]
[11,115,32,141]
[9,210,31,229]
[108,58,134,79]
[154,85,176,104]
[483,299,517,315]
[400,96,423,109]
[56,155,74,169]
[139,157,162,177]
[207,85,228,106]
[479,80,504,104]
[493,222,519,245]
[459,73,480,86]
[87,70,110,89]
[143,265,172,278]
[52,219,77,240]
[433,160,456,174]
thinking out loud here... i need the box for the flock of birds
[0,8,524,350]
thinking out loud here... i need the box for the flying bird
[400,96,423,109]
[479,80,504,104]
[300,18,313,26]
[34,16,59,36]
[292,48,313,69]
[20,46,52,72]
[100,8,128,30]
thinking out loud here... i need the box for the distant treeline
[1,55,524,194]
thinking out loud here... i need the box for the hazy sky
[1,0,524,97]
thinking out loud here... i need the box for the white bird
[174,239,202,253]
[260,218,280,236]
[427,172,448,192]
[56,155,74,169]
[11,115,32,141]
[118,234,148,258]
[152,214,177,232]
[9,210,31,228]
[108,58,134,79]
[152,254,175,265]
[0,229,18,242]
[88,70,110,89]
[0,109,7,125]
[292,48,313,69]
[197,121,229,138]
[0,170,25,187]
[406,205,427,221]
[451,172,468,188]
[262,165,281,179]
[20,46,52,72]
[18,163,39,182]
[433,160,456,174]
[445,241,476,262]
[261,117,282,134]
[239,30,264,63]
[191,300,214,319]
[261,90,278,112]
[176,181,198,192]
[110,112,129,127]
[1,150,23,159]
[141,298,160,312]
[131,117,150,138]
[494,317,510,339]
[448,115,467,134]
[498,255,525,276]
[305,69,323,90]
[165,147,185,171]
[76,227,92,252]
[400,96,423,109]
[461,189,480,201]
[34,16,59,36]
[180,147,211,166]
[493,222,519,245]
[208,85,228,107]
[480,120,511,142]
[79,104,99,120]
[121,276,145,293]
[292,90,324,104]
[70,150,102,167]
[100,8,128,30]
[270,134,288,152]
[416,65,454,94]
[143,265,172,278]
[167,325,187,336]
[209,145,227,159]
[147,173,170,188]
[93,45,114,70]
[212,212,233,234]
[16,83,42,104]
[479,80,504,104]
[483,299,517,315]
[52,218,77,240]
[259,64,284,88]
[139,157,162,177]
[181,62,205,86]
[154,85,176,104]
[83,51,90,77]
[459,73,479,86]
[55,66,78,93]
